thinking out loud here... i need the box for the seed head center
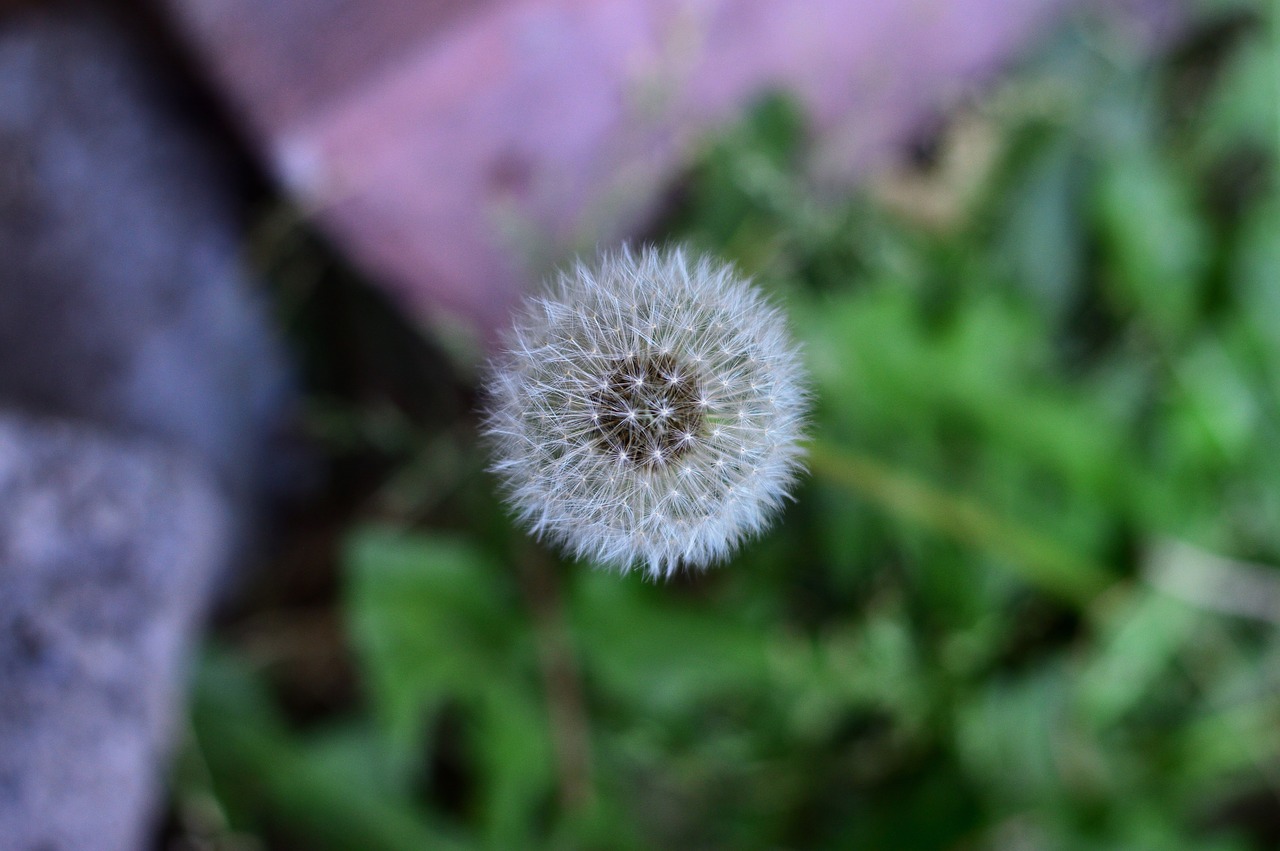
[589,354,704,468]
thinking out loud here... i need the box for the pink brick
[169,0,1073,340]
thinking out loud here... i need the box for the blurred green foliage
[177,3,1280,849]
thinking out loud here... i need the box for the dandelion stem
[808,441,1113,605]
[518,546,596,812]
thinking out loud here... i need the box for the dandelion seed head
[482,246,808,578]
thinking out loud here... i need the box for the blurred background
[1,0,1278,848]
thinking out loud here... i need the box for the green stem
[808,441,1113,606]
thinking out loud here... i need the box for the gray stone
[0,412,230,851]
[0,7,292,499]
[0,7,296,849]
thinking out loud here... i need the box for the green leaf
[189,650,465,851]
[345,528,555,846]
[346,527,521,752]
[1074,588,1201,728]
[1093,145,1209,341]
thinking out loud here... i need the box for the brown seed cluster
[588,354,704,468]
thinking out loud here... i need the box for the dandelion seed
[482,246,808,578]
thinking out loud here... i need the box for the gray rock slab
[0,412,231,851]
[0,8,292,500]
[0,7,298,849]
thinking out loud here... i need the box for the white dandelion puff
[482,246,808,579]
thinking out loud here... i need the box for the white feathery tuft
[482,246,808,578]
